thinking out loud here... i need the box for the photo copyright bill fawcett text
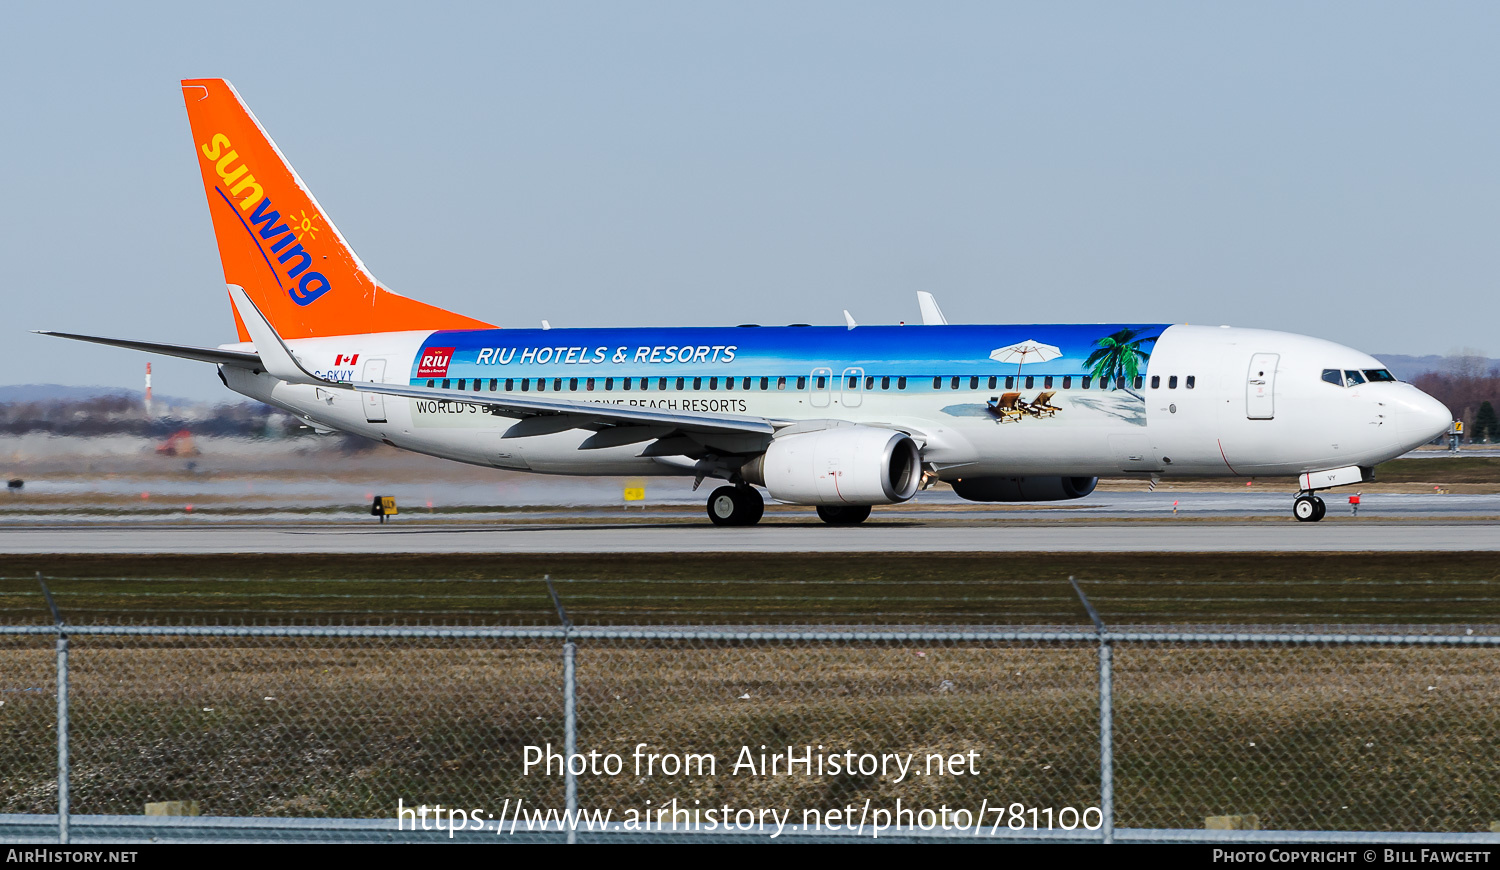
[395,743,1103,839]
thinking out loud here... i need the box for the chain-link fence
[2,595,1498,842]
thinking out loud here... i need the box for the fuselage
[220,322,1452,482]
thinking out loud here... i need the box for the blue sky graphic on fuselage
[413,324,1169,384]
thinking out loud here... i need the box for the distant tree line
[0,396,303,439]
[1412,352,1500,443]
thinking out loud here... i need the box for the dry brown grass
[2,638,1496,832]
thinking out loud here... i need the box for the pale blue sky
[3,2,1497,400]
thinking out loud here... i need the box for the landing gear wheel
[816,505,872,525]
[1293,494,1324,522]
[707,485,764,526]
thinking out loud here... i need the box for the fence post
[545,576,579,844]
[1098,638,1113,844]
[56,635,69,845]
[39,575,69,845]
[563,639,577,844]
[1069,577,1113,844]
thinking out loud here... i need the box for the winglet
[916,291,948,325]
[227,284,334,386]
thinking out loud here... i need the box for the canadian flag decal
[334,354,359,366]
[417,347,456,378]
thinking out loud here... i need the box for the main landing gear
[1293,493,1327,523]
[706,485,765,526]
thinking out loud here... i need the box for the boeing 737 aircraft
[41,79,1453,525]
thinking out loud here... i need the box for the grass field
[2,552,1497,626]
[1,635,1494,832]
[2,551,1496,833]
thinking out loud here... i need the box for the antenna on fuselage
[843,310,857,330]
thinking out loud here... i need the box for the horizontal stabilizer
[34,331,261,367]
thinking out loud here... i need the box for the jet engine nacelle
[742,426,922,506]
[950,475,1098,502]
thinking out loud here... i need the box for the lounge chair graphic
[986,392,1025,423]
[1020,390,1061,418]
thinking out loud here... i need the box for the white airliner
[41,79,1452,525]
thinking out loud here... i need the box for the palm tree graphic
[1086,328,1159,399]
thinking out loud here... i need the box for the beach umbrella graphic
[989,340,1062,378]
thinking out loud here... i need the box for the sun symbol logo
[289,209,321,241]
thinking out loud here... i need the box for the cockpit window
[1322,369,1343,386]
[1363,369,1396,382]
[1343,370,1366,386]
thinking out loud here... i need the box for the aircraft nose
[1398,386,1452,445]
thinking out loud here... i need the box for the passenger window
[442,379,451,389]
[709,378,717,390]
[693,377,703,390]
[1344,370,1365,386]
[605,378,614,391]
[553,378,562,391]
[1168,376,1177,389]
[622,378,631,391]
[797,377,807,390]
[898,377,907,390]
[1185,376,1195,389]
[777,377,786,390]
[569,378,578,391]
[658,378,667,390]
[427,379,435,388]
[1363,369,1396,383]
[1005,376,1015,390]
[1133,376,1144,390]
[724,377,734,391]
[847,376,857,389]
[815,376,826,389]
[760,377,769,390]
[1117,377,1126,390]
[1044,376,1054,389]
[675,378,685,390]
[505,379,514,391]
[988,376,997,390]
[489,379,497,391]
[1025,376,1034,389]
[1062,376,1072,389]
[881,376,890,390]
[520,379,529,391]
[933,377,942,389]
[1322,369,1343,386]
[586,378,595,391]
[970,376,979,390]
[536,379,545,392]
[1150,376,1159,389]
[1081,376,1091,389]
[951,376,961,390]
[457,379,466,390]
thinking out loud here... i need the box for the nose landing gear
[1293,493,1327,522]
[706,485,765,526]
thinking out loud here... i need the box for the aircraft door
[362,358,388,423]
[841,366,864,408]
[1246,353,1278,420]
[810,367,832,408]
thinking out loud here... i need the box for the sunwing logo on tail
[201,133,332,307]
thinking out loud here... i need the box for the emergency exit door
[1246,353,1278,420]
[362,358,387,423]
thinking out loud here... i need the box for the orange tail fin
[181,79,493,340]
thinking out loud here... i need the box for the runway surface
[3,520,1497,553]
